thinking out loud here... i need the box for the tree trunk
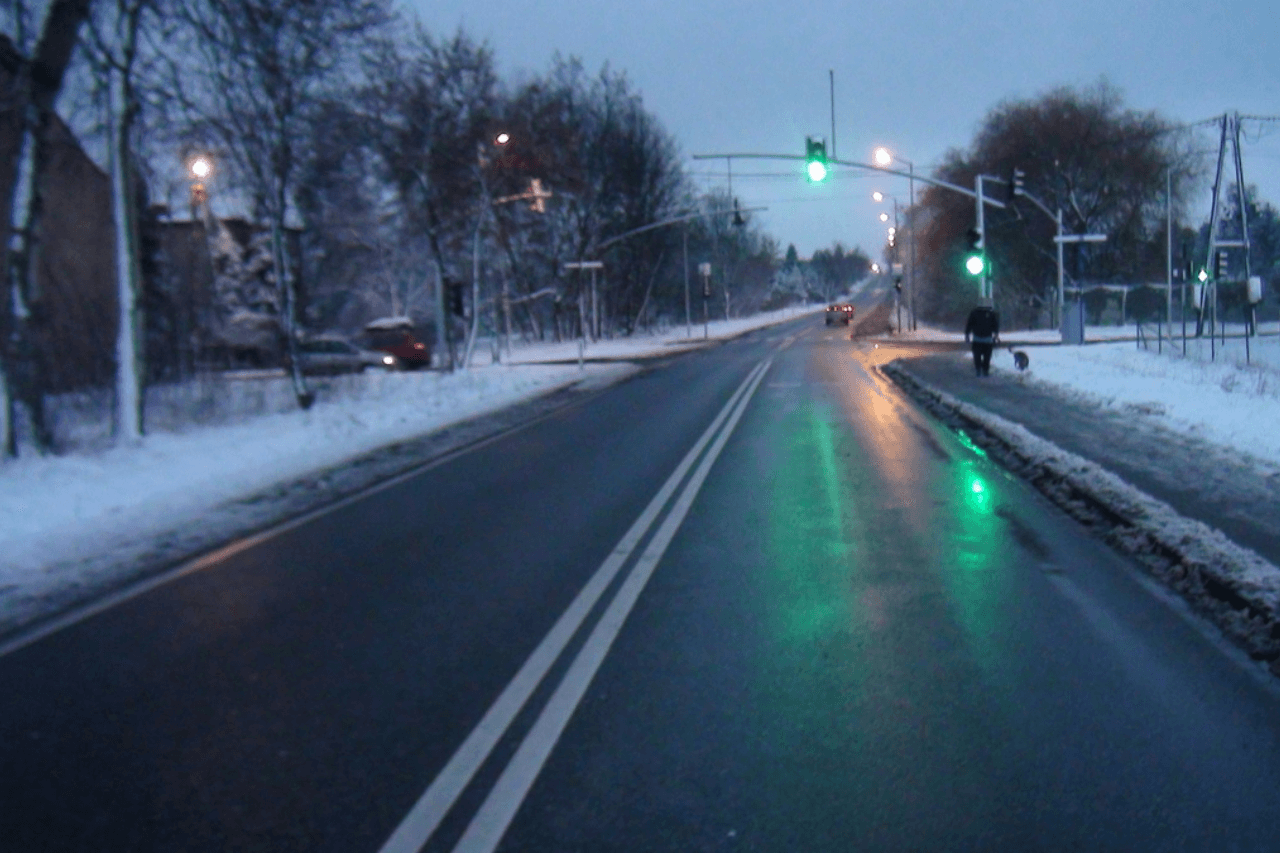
[1,0,96,457]
[272,216,313,409]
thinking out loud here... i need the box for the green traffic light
[807,160,828,182]
[965,254,985,276]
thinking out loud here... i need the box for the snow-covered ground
[0,306,819,629]
[887,324,1280,466]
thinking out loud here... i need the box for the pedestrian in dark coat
[964,298,1000,376]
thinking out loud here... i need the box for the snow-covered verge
[0,305,821,640]
[880,325,1280,468]
[882,360,1280,675]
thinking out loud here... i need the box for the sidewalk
[898,350,1280,567]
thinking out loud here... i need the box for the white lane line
[451,358,774,853]
[378,359,769,853]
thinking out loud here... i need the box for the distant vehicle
[825,304,856,326]
[361,317,434,370]
[294,337,399,375]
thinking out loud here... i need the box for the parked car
[294,337,399,375]
[825,303,856,325]
[361,317,434,370]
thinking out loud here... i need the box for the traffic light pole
[976,177,987,300]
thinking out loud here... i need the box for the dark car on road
[294,337,400,375]
[825,303,856,325]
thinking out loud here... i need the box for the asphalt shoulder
[896,350,1280,571]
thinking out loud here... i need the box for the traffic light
[1215,249,1228,279]
[805,136,828,182]
[1009,168,1025,201]
[965,227,985,276]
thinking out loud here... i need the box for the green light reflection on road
[955,429,988,459]
[763,401,862,646]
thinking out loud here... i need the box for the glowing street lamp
[873,147,893,167]
[879,212,889,223]
[494,132,510,145]
[188,155,213,215]
[872,191,884,202]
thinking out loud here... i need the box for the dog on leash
[1008,346,1029,371]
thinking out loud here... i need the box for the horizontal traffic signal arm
[691,152,1007,208]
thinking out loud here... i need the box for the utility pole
[975,175,988,300]
[699,262,711,339]
[908,161,916,330]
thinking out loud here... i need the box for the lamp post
[873,148,917,330]
[464,132,516,369]
[188,155,212,221]
[874,190,905,332]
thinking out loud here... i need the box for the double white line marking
[380,357,774,853]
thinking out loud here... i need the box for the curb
[881,358,1280,675]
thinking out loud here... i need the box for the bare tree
[81,0,150,444]
[914,81,1198,327]
[169,0,391,408]
[364,27,500,367]
[1,0,97,456]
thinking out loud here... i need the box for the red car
[361,317,434,370]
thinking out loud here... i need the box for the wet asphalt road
[3,316,1280,851]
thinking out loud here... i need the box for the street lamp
[872,147,917,330]
[188,154,213,219]
[879,212,889,223]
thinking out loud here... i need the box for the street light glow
[872,191,884,202]
[879,212,889,222]
[494,132,510,145]
[190,157,212,179]
[874,147,892,167]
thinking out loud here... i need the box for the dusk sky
[404,0,1279,261]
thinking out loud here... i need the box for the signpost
[564,261,604,366]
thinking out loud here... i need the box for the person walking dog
[964,298,1000,377]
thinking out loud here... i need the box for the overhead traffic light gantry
[805,136,828,182]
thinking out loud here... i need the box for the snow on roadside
[0,306,820,627]
[1012,340,1280,467]
[880,323,1280,468]
[1,364,626,579]
[882,360,1280,667]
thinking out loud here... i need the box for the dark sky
[404,0,1279,260]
